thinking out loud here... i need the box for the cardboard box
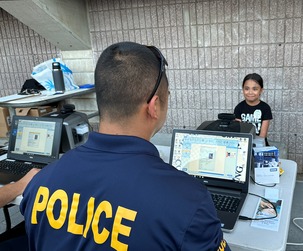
[0,107,11,138]
[253,146,280,184]
[15,106,55,117]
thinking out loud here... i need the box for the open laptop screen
[169,129,253,185]
[8,116,63,164]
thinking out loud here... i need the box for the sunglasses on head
[145,46,168,104]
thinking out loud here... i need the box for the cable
[250,176,277,187]
[286,217,303,246]
[239,193,278,221]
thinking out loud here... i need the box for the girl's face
[242,79,263,105]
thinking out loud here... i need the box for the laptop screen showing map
[169,129,252,185]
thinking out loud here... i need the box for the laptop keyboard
[0,161,44,175]
[0,148,8,156]
[211,193,240,213]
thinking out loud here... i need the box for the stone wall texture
[1,0,302,173]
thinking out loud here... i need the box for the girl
[234,73,273,146]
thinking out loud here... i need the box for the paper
[265,188,279,200]
[253,146,280,184]
[251,198,283,231]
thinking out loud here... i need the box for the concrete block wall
[61,50,99,129]
[0,9,99,129]
[86,0,303,173]
[0,1,303,173]
[0,8,60,95]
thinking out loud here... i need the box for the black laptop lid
[7,115,63,164]
[169,129,253,193]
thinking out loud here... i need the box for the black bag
[20,79,46,92]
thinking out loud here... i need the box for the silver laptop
[169,129,253,232]
[0,115,62,184]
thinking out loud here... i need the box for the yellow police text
[31,186,138,251]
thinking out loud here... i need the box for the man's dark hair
[95,41,168,120]
[242,73,263,88]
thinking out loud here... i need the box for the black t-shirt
[234,100,273,136]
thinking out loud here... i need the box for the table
[0,88,95,115]
[224,159,297,251]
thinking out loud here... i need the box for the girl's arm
[259,120,270,138]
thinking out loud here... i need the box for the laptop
[0,115,63,184]
[169,129,253,232]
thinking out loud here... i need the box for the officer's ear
[146,95,160,119]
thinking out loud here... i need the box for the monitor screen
[170,129,253,183]
[12,119,56,156]
[8,116,63,164]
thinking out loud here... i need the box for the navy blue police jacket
[20,132,231,251]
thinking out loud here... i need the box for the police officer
[21,42,230,251]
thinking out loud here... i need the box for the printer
[197,113,256,137]
[47,104,91,153]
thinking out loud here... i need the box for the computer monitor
[169,129,253,190]
[8,116,63,164]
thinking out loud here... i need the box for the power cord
[239,193,278,221]
[286,217,303,246]
[250,176,277,187]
